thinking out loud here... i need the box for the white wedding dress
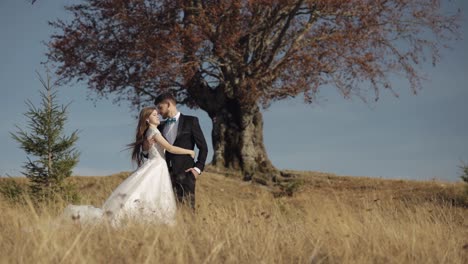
[62,127,177,227]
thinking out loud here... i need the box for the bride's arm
[152,134,195,158]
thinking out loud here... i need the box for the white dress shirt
[163,112,180,145]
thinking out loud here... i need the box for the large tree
[47,0,459,180]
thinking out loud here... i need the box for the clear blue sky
[1,0,467,181]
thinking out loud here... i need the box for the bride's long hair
[129,106,158,166]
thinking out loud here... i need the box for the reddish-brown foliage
[47,0,460,112]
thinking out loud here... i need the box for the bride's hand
[189,150,195,158]
[143,136,155,151]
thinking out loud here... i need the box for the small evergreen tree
[461,165,468,182]
[461,164,468,194]
[11,72,79,202]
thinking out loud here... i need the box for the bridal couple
[64,93,208,226]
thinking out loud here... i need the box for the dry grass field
[0,169,467,263]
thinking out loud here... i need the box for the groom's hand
[185,168,200,179]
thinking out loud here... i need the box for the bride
[62,106,194,227]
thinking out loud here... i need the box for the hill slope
[0,170,467,263]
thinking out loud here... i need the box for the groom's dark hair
[155,92,177,105]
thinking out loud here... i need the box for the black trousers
[170,171,196,210]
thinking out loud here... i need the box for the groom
[144,93,208,210]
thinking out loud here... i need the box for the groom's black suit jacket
[157,114,208,175]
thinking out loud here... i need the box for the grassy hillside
[0,169,467,263]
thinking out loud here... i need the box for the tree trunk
[209,99,278,181]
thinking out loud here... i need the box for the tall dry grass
[0,171,467,263]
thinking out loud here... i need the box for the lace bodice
[146,127,165,160]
